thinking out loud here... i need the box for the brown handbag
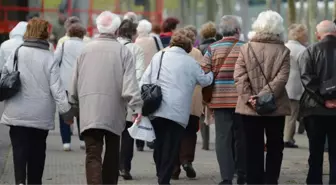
[202,40,238,103]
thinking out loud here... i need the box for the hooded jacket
[0,22,27,70]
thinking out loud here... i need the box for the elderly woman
[55,23,87,151]
[68,11,142,184]
[170,27,204,180]
[1,18,71,185]
[234,10,290,184]
[160,17,180,47]
[117,19,145,180]
[135,20,161,68]
[141,28,213,185]
[284,24,308,148]
[0,21,27,71]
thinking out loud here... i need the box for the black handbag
[141,51,165,116]
[248,43,277,115]
[0,46,22,101]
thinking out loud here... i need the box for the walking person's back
[67,11,143,185]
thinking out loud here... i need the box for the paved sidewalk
[0,124,330,184]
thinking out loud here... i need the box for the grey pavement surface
[0,102,9,178]
[0,121,331,184]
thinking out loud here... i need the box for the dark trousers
[82,129,120,185]
[241,115,285,185]
[214,109,246,181]
[304,116,336,184]
[119,121,134,172]
[173,115,199,174]
[200,115,210,150]
[136,140,144,148]
[152,117,184,185]
[59,114,83,143]
[9,126,49,185]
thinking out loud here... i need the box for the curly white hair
[252,10,284,35]
[96,11,121,34]
[137,19,152,35]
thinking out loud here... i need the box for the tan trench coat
[69,37,143,136]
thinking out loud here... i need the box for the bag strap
[13,45,22,71]
[124,42,131,46]
[157,51,165,80]
[248,43,274,94]
[58,42,65,67]
[153,36,160,51]
[213,40,238,78]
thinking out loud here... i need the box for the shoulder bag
[202,40,238,103]
[153,36,161,51]
[0,46,22,101]
[141,51,165,116]
[248,43,277,115]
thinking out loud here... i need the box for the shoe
[171,174,179,180]
[137,147,144,152]
[120,170,133,180]
[202,146,209,150]
[80,141,85,150]
[63,143,71,151]
[284,142,299,148]
[182,163,196,178]
[298,123,305,134]
[237,176,246,185]
[218,180,233,185]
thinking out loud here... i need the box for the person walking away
[57,16,91,47]
[201,15,246,185]
[55,23,87,151]
[123,12,138,23]
[198,21,217,150]
[169,26,203,180]
[134,19,161,150]
[0,21,27,73]
[234,10,290,185]
[298,20,336,185]
[0,18,71,185]
[66,11,143,185]
[160,17,180,48]
[150,23,164,50]
[284,24,308,148]
[117,19,145,180]
[140,28,213,185]
[52,13,67,43]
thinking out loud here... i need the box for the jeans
[82,129,120,185]
[305,116,336,184]
[9,126,49,185]
[152,117,184,185]
[59,114,83,144]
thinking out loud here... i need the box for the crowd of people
[0,7,335,185]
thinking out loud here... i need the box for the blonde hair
[200,22,217,39]
[288,24,308,41]
[24,18,49,40]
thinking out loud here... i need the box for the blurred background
[0,0,336,44]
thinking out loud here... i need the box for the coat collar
[167,46,188,54]
[251,33,284,44]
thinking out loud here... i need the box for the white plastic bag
[127,117,156,142]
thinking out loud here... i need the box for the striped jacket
[202,37,245,109]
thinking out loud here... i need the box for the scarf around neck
[22,39,50,50]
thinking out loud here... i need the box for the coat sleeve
[54,43,63,65]
[134,45,145,82]
[298,48,324,104]
[258,49,290,99]
[0,46,6,70]
[192,58,214,87]
[122,49,143,115]
[201,47,212,73]
[234,49,253,104]
[48,54,71,114]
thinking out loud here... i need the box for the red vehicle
[0,0,163,43]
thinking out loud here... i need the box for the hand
[132,113,142,124]
[248,95,257,109]
[325,100,336,109]
[65,119,74,125]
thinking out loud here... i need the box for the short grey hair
[218,15,242,36]
[316,20,336,34]
[96,11,121,34]
[124,12,138,23]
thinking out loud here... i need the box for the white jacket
[140,47,213,128]
[55,37,85,91]
[0,45,70,130]
[0,22,27,70]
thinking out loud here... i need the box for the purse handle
[248,43,274,94]
[156,51,165,80]
[13,45,22,71]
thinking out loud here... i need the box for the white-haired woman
[135,19,162,67]
[234,10,290,184]
[67,11,143,185]
[284,24,308,149]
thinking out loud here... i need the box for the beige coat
[234,34,291,116]
[69,36,143,136]
[135,34,160,68]
[189,48,204,117]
